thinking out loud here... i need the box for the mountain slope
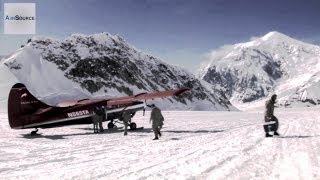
[198,31,320,109]
[1,33,235,111]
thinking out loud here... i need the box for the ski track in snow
[0,108,319,179]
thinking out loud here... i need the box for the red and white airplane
[8,83,189,134]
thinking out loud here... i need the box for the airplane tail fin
[8,83,50,128]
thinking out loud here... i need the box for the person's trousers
[152,124,160,138]
[264,116,279,133]
[99,119,104,132]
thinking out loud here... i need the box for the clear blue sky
[1,0,320,71]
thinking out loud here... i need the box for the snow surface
[1,108,320,179]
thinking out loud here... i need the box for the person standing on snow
[92,106,104,133]
[149,104,164,140]
[122,111,131,136]
[264,94,280,137]
[99,106,105,132]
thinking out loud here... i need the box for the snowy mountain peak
[1,32,236,111]
[199,31,320,109]
[232,31,298,50]
[69,32,125,44]
[261,31,289,41]
[30,32,129,50]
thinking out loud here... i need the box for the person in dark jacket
[99,106,105,132]
[122,111,131,136]
[92,106,104,133]
[91,113,100,133]
[149,104,164,140]
[264,94,280,137]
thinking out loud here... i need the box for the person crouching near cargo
[149,104,164,140]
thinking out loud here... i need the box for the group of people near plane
[91,104,164,140]
[91,94,280,140]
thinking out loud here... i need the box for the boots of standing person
[265,133,273,137]
[273,131,280,136]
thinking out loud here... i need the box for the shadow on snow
[163,130,224,134]
[19,127,141,140]
[19,128,224,140]
[276,135,318,139]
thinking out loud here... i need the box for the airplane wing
[107,88,189,106]
[135,88,189,100]
[64,88,189,111]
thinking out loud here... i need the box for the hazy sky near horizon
[1,0,320,71]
